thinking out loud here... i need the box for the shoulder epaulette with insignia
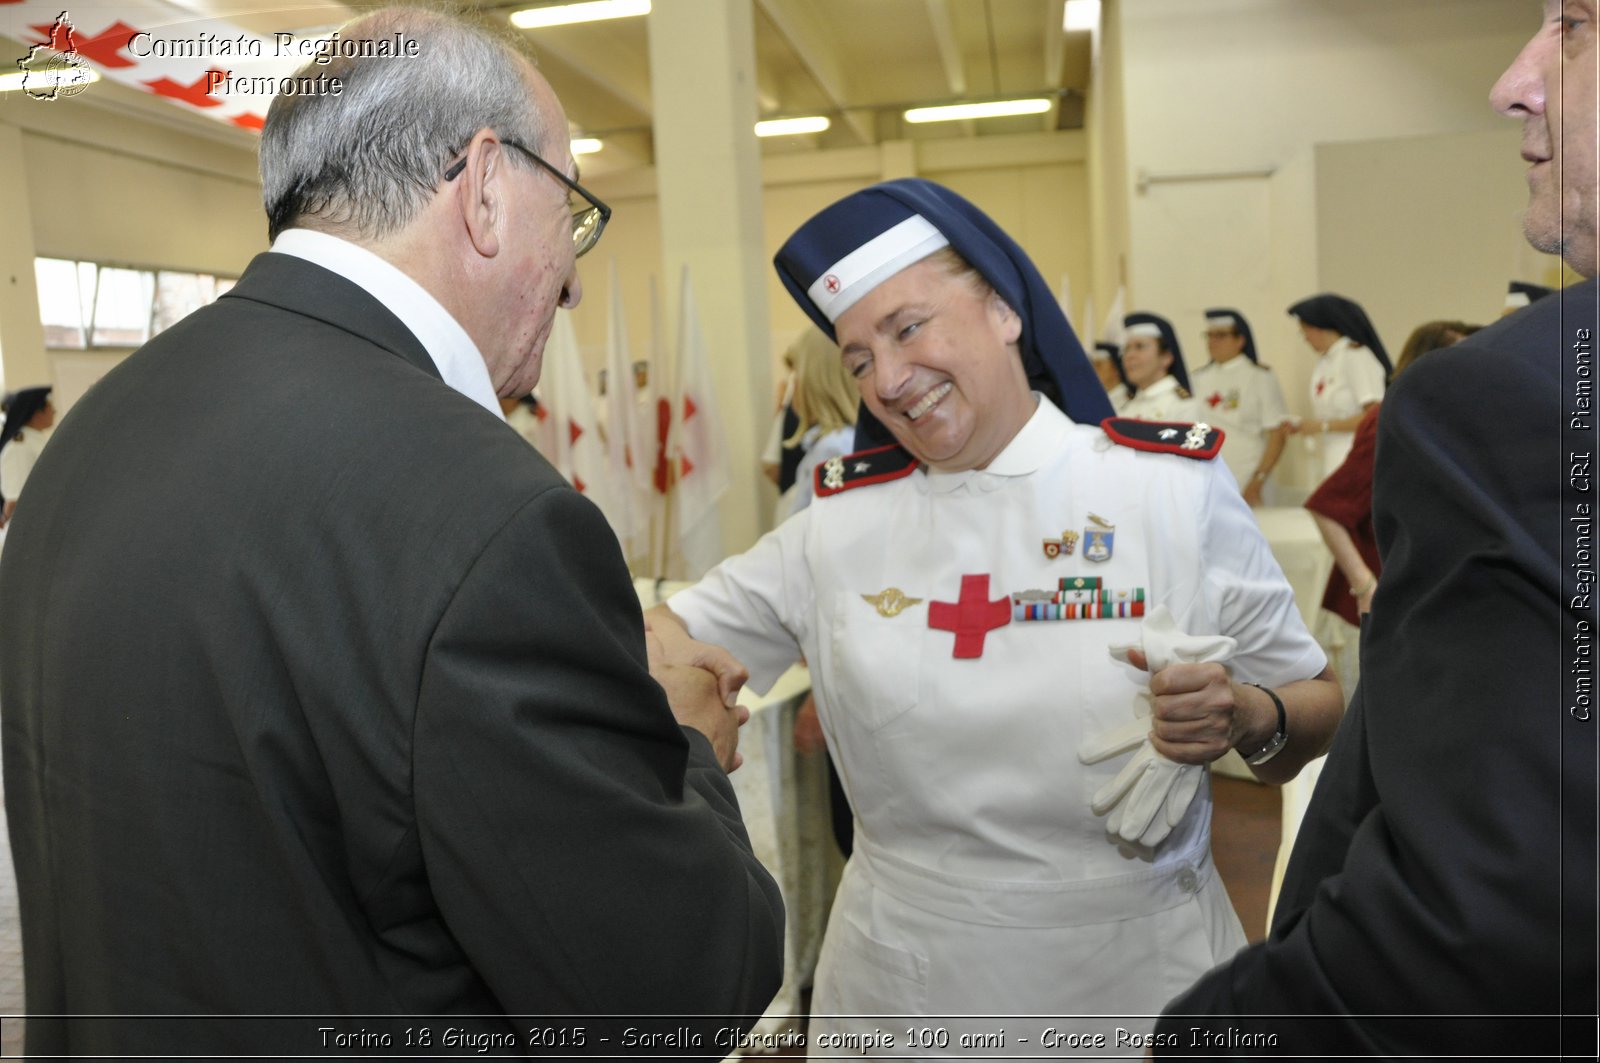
[814,444,919,498]
[1100,417,1224,461]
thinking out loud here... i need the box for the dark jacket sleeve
[412,483,784,1041]
[1155,301,1594,1057]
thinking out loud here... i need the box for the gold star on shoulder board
[862,587,923,618]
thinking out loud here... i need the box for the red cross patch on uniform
[1099,418,1224,460]
[814,444,919,497]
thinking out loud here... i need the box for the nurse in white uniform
[1090,340,1130,411]
[0,387,55,528]
[1287,294,1391,483]
[648,180,1343,1050]
[1117,312,1206,424]
[1189,309,1292,505]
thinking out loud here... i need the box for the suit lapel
[221,252,445,383]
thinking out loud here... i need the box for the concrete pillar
[648,0,772,560]
[0,122,51,393]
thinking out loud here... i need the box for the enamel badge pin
[1083,513,1115,563]
[1042,529,1080,559]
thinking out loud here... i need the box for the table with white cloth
[1249,508,1336,930]
[634,579,835,1054]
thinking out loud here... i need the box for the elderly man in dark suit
[0,7,783,1055]
[1157,3,1598,1057]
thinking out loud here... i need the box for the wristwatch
[1243,683,1288,766]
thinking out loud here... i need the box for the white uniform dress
[1190,357,1292,491]
[1118,374,1206,424]
[670,398,1326,1050]
[0,430,48,506]
[1308,336,1386,481]
[1107,382,1131,412]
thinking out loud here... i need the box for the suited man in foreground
[0,7,783,1054]
[1158,3,1597,1056]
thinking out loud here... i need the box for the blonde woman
[777,326,859,519]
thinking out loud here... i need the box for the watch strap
[1243,683,1288,766]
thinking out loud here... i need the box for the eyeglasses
[444,138,611,257]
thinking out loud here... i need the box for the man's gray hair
[260,8,550,241]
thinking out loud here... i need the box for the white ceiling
[28,0,1094,169]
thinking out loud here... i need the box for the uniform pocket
[814,910,930,1016]
[826,589,924,733]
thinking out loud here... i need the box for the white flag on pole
[600,260,646,558]
[669,267,729,580]
[540,312,615,519]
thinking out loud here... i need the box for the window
[34,258,97,349]
[35,258,238,348]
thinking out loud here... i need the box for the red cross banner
[3,2,377,133]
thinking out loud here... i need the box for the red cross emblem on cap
[823,273,841,294]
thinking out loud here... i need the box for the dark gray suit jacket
[0,252,784,1056]
[1156,281,1598,1057]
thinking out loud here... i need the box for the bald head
[260,7,555,242]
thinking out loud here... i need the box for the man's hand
[1124,649,1263,765]
[643,606,752,772]
[644,607,749,709]
[650,656,749,772]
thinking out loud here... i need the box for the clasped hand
[1078,607,1237,847]
[643,609,751,773]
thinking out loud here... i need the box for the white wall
[1117,0,1555,481]
[1,80,265,407]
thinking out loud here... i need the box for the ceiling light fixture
[510,0,650,30]
[903,98,1052,124]
[754,116,830,138]
[571,137,604,155]
[1064,0,1101,32]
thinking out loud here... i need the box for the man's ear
[455,130,506,259]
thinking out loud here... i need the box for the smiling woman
[647,178,1343,1053]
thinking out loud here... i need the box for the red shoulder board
[1100,418,1224,460]
[814,444,919,498]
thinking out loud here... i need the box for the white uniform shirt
[1190,356,1292,490]
[669,398,1325,1035]
[1309,336,1386,479]
[0,430,48,503]
[1118,373,1206,423]
[1107,382,1131,411]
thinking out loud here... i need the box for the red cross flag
[666,266,729,580]
[538,311,614,521]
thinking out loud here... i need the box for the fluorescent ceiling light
[755,116,830,138]
[0,65,100,93]
[904,98,1052,124]
[571,137,603,155]
[1064,0,1101,32]
[510,0,650,29]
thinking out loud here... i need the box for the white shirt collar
[921,394,1072,493]
[1135,374,1181,399]
[269,229,503,421]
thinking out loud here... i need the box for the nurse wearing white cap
[1117,312,1206,425]
[650,180,1340,1046]
[1190,309,1293,505]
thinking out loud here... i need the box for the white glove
[1078,605,1236,847]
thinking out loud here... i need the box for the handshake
[643,605,751,773]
